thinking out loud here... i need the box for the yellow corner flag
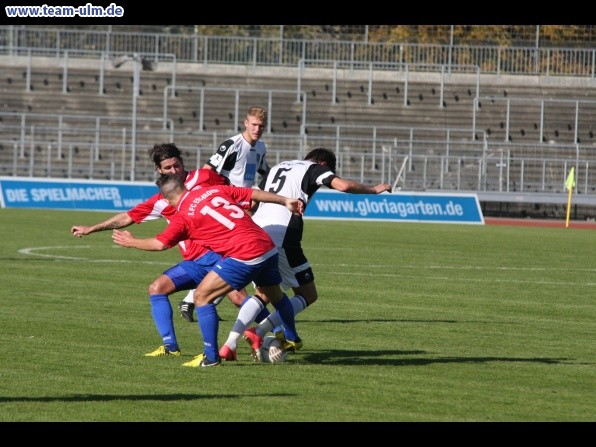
[565,167,575,228]
[565,166,576,191]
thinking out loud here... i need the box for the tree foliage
[25,25,596,47]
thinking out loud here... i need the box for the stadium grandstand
[0,25,595,220]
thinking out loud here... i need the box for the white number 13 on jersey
[200,196,244,230]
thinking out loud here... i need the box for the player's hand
[287,198,304,215]
[112,229,134,247]
[374,183,392,193]
[71,225,91,237]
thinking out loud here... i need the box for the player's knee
[304,293,317,305]
[227,289,248,307]
[294,282,317,305]
[195,291,219,306]
[259,286,283,304]
[253,291,270,304]
[148,277,173,295]
[148,281,162,295]
[227,294,244,307]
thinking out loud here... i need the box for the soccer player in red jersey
[176,106,270,322]
[71,143,236,357]
[112,173,305,367]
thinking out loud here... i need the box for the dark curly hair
[149,143,183,168]
[304,147,336,173]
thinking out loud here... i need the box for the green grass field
[0,208,594,422]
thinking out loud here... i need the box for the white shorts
[276,246,315,291]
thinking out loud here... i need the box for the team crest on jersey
[209,153,223,165]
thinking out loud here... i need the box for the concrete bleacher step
[3,59,596,190]
[6,61,593,145]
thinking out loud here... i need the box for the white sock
[256,295,308,337]
[184,289,224,305]
[224,296,264,350]
[183,289,194,304]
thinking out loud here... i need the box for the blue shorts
[164,251,222,291]
[213,253,281,291]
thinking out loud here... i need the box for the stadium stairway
[2,57,596,186]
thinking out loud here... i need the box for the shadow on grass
[298,350,573,366]
[0,393,295,403]
[303,318,461,324]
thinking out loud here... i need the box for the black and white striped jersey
[206,133,268,187]
[252,159,336,248]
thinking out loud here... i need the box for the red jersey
[127,169,227,260]
[156,185,276,261]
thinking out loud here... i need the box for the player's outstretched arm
[330,177,391,194]
[250,189,304,215]
[112,229,169,251]
[71,212,134,237]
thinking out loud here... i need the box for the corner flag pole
[564,167,575,228]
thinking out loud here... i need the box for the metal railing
[162,86,307,134]
[2,26,596,78]
[3,47,178,94]
[1,28,595,206]
[297,60,481,105]
[1,120,594,198]
[472,96,596,143]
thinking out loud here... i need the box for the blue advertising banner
[0,178,484,225]
[304,190,484,224]
[0,177,157,211]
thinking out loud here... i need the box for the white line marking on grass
[427,265,596,272]
[326,271,595,286]
[18,245,171,266]
[19,246,596,283]
[315,263,596,273]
